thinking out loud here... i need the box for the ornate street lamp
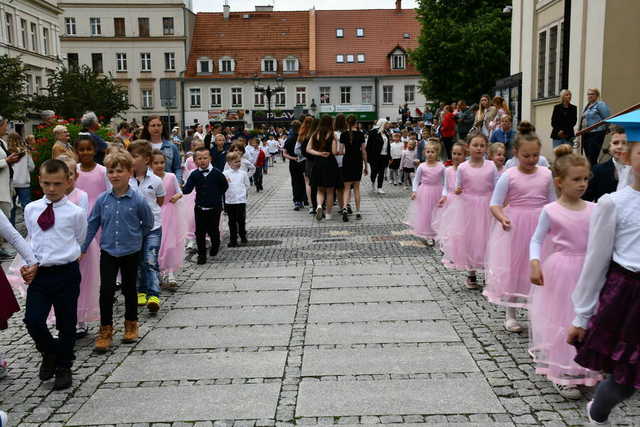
[253,74,285,128]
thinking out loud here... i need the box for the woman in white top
[5,133,34,225]
[568,114,640,424]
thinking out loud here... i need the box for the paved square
[137,325,292,349]
[191,277,301,291]
[176,290,299,307]
[309,287,433,304]
[158,306,296,326]
[305,321,459,344]
[308,302,444,322]
[312,274,425,288]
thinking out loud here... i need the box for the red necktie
[37,203,55,231]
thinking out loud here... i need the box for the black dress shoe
[209,245,219,257]
[197,256,206,265]
[227,241,238,248]
[53,368,72,390]
[240,237,248,244]
[39,353,56,381]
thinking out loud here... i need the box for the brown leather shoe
[122,320,139,343]
[94,325,113,352]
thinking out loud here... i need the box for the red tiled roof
[185,11,310,79]
[314,9,420,77]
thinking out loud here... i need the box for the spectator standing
[0,116,21,259]
[80,112,108,165]
[551,89,578,148]
[366,118,391,194]
[141,116,182,184]
[51,125,77,160]
[579,88,611,166]
[455,101,475,141]
[490,115,517,156]
[440,106,457,159]
[6,133,34,225]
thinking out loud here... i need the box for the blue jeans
[138,227,162,297]
[552,138,573,148]
[11,187,31,225]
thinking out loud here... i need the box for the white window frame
[320,87,331,105]
[140,52,151,72]
[5,13,14,45]
[116,52,127,72]
[336,54,344,63]
[65,17,76,35]
[340,86,351,105]
[275,89,286,107]
[537,20,563,99]
[197,58,212,74]
[42,27,49,55]
[210,87,222,107]
[165,52,176,71]
[231,87,242,107]
[283,56,299,72]
[346,54,354,63]
[162,17,174,35]
[142,89,153,109]
[361,86,373,104]
[190,88,201,108]
[383,85,393,104]
[295,87,306,106]
[336,28,344,38]
[391,53,406,70]
[30,22,37,52]
[356,27,364,37]
[254,90,265,107]
[219,57,235,73]
[90,17,101,36]
[262,57,276,73]
[357,53,365,63]
[404,85,415,103]
[20,19,27,49]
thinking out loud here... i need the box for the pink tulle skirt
[483,205,541,307]
[440,193,492,270]
[159,199,188,273]
[407,184,441,239]
[431,195,453,238]
[183,192,196,241]
[528,252,602,386]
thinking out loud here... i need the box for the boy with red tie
[23,159,87,390]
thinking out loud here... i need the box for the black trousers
[254,167,263,191]
[195,206,221,256]
[441,136,454,160]
[99,250,139,326]
[289,160,307,204]
[583,130,607,167]
[370,155,389,188]
[24,262,80,369]
[225,203,246,243]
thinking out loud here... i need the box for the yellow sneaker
[137,293,147,306]
[147,296,160,313]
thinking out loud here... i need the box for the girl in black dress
[306,115,340,221]
[340,115,368,221]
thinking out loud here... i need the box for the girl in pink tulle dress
[74,136,109,212]
[484,134,555,332]
[528,146,601,399]
[152,151,186,290]
[432,141,465,240]
[407,141,444,244]
[440,134,497,289]
[489,142,506,178]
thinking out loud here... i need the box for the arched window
[389,47,407,70]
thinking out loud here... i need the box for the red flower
[98,115,105,120]
[69,118,75,122]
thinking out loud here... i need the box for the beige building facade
[60,0,194,127]
[508,0,640,157]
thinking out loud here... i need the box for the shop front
[319,104,377,123]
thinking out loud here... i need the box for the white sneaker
[504,318,523,333]
[0,410,7,427]
[167,271,177,285]
[586,400,608,425]
[377,188,385,194]
[553,382,582,400]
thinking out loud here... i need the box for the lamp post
[253,74,285,129]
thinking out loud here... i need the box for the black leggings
[370,155,389,189]
[441,137,454,160]
[583,130,606,167]
[590,375,636,422]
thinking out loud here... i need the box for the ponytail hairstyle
[346,114,357,147]
[513,133,541,152]
[552,144,590,182]
[516,120,536,136]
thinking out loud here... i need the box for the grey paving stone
[308,302,444,323]
[295,378,504,416]
[301,346,479,376]
[67,384,280,425]
[311,274,424,288]
[107,351,287,382]
[202,267,304,279]
[319,425,514,427]
[137,325,291,349]
[305,321,459,345]
[313,264,410,276]
[191,278,301,292]
[176,291,298,308]
[158,306,296,327]
[310,287,433,304]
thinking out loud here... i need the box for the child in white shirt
[389,132,404,185]
[223,152,250,247]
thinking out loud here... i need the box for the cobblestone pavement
[1,161,639,426]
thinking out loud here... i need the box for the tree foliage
[0,55,32,120]
[410,0,511,104]
[31,65,131,122]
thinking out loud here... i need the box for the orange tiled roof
[185,11,310,79]
[314,9,420,77]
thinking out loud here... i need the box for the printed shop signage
[208,109,245,121]
[320,104,374,113]
[252,109,308,122]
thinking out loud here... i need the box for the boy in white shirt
[389,132,404,185]
[223,151,250,247]
[24,159,86,390]
[127,140,165,313]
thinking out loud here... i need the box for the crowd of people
[0,81,636,425]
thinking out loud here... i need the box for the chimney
[395,0,401,12]
[255,5,273,12]
[223,1,230,20]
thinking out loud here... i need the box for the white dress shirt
[129,168,165,230]
[224,159,256,177]
[223,168,250,204]
[0,210,36,265]
[24,196,87,267]
[572,186,640,328]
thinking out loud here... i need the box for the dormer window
[390,48,407,70]
[219,56,235,73]
[283,56,299,72]
[356,28,364,37]
[197,57,213,74]
[336,54,344,63]
[262,56,276,73]
[336,28,343,38]
[346,54,354,63]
